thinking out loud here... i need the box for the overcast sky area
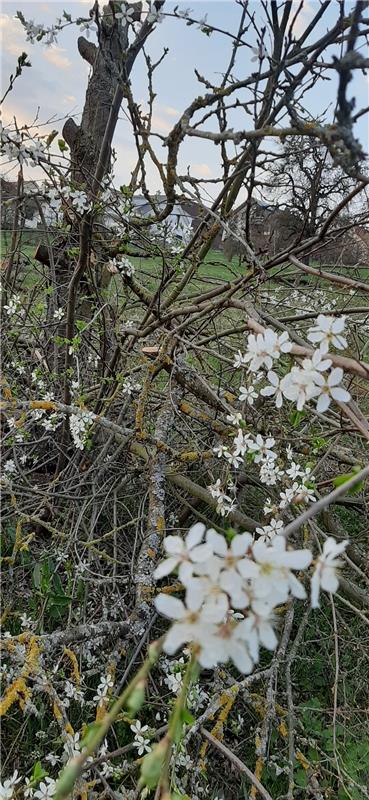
[1,0,368,197]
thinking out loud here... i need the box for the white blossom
[4,295,20,316]
[251,43,268,61]
[130,719,149,737]
[260,370,284,408]
[154,593,225,668]
[239,385,258,405]
[280,366,317,411]
[307,315,347,353]
[147,8,165,24]
[224,450,243,469]
[248,434,277,463]
[255,518,284,543]
[226,411,243,426]
[33,778,56,800]
[44,754,59,767]
[311,538,348,607]
[233,350,248,369]
[154,523,213,583]
[252,536,312,605]
[197,14,209,30]
[133,735,152,755]
[122,377,141,395]
[233,429,251,457]
[285,462,305,480]
[313,368,351,413]
[24,777,34,799]
[213,443,229,458]
[79,20,97,37]
[3,460,17,475]
[0,771,21,800]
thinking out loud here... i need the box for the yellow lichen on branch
[64,648,81,686]
[0,634,40,716]
[198,686,239,770]
[0,677,31,716]
[30,400,57,410]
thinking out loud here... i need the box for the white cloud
[43,45,71,69]
[192,163,213,178]
[291,0,315,36]
[161,105,179,118]
[151,112,173,134]
[0,13,27,56]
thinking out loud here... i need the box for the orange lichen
[278,719,288,738]
[30,400,56,410]
[296,750,310,770]
[64,648,81,686]
[0,677,31,716]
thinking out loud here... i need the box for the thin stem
[54,639,162,800]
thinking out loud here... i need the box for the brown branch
[200,728,274,800]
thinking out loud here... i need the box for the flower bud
[126,678,146,715]
[139,736,168,789]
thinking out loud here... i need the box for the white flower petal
[186,522,205,549]
[164,536,185,556]
[206,529,228,556]
[154,556,179,579]
[154,594,185,620]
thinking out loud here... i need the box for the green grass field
[1,229,368,290]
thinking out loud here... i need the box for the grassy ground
[2,227,368,280]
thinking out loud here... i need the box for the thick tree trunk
[62,8,128,189]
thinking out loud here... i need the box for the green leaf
[32,761,47,782]
[32,562,42,589]
[180,707,195,726]
[75,319,87,332]
[58,138,68,153]
[140,740,167,789]
[332,466,363,495]
[289,409,306,427]
[294,768,308,788]
[52,573,64,594]
[49,593,72,609]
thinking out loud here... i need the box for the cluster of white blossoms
[0,124,46,167]
[67,189,91,214]
[234,317,350,414]
[93,673,114,705]
[211,430,314,518]
[107,256,135,277]
[130,720,152,755]
[0,772,57,800]
[69,410,95,450]
[154,523,348,672]
[208,478,236,516]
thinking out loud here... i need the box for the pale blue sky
[1,1,368,194]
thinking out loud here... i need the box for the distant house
[222,198,369,266]
[222,199,300,260]
[130,194,194,241]
[312,225,369,266]
[102,193,195,243]
[0,177,40,229]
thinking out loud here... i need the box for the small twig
[200,727,274,800]
[282,464,369,540]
